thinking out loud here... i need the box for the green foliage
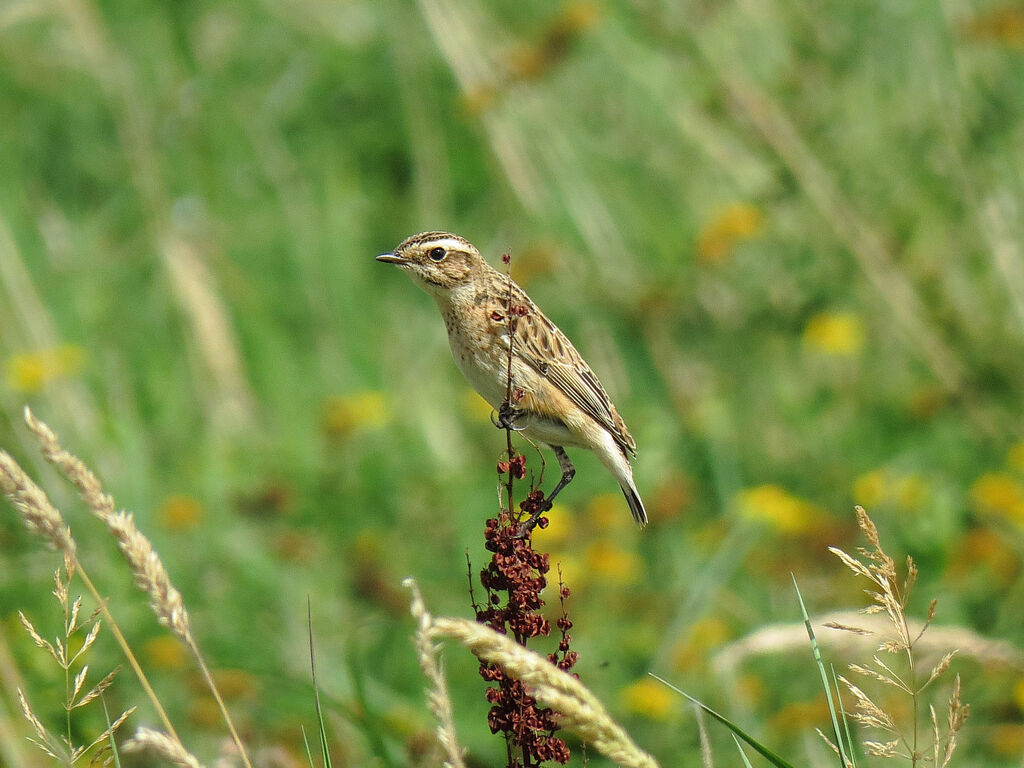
[1,0,1023,765]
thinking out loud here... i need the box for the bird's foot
[492,401,525,432]
[513,489,553,538]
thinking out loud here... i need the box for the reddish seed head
[474,501,574,764]
[510,453,527,479]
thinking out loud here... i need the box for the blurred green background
[2,0,1024,764]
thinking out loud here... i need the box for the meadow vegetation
[1,0,1024,765]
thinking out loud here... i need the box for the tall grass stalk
[0,446,175,742]
[16,561,134,765]
[1,408,253,768]
[825,507,969,766]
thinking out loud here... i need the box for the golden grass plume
[823,506,970,765]
[405,577,659,768]
[0,407,252,768]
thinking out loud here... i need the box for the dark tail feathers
[621,482,648,527]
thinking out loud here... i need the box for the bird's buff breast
[443,308,518,408]
[440,304,582,448]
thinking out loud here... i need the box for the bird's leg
[517,446,575,536]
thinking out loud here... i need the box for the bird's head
[376,231,485,294]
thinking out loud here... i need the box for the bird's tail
[621,479,648,527]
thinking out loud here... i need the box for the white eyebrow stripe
[424,237,471,252]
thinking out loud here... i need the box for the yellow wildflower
[4,344,84,392]
[989,724,1024,759]
[696,203,763,264]
[803,312,865,356]
[143,636,187,671]
[547,552,584,592]
[211,668,258,700]
[584,540,643,584]
[188,697,222,728]
[1014,678,1024,714]
[322,391,390,436]
[1007,441,1024,473]
[459,86,496,116]
[853,469,886,508]
[158,494,203,531]
[735,674,766,706]
[671,616,732,671]
[970,472,1024,524]
[853,469,930,512]
[620,678,676,721]
[961,5,1024,48]
[895,473,928,510]
[585,492,631,533]
[531,503,573,548]
[769,698,829,733]
[737,484,821,534]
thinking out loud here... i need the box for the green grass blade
[102,695,122,768]
[308,599,332,768]
[734,734,755,768]
[301,724,315,768]
[648,673,797,768]
[791,574,849,768]
[832,664,857,768]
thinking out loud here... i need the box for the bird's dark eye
[428,246,447,261]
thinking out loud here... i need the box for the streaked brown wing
[507,285,636,457]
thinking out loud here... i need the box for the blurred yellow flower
[509,242,557,288]
[896,473,928,510]
[989,724,1024,759]
[961,5,1024,48]
[853,469,930,512]
[769,698,829,733]
[671,616,732,671]
[735,674,766,706]
[459,86,496,115]
[947,528,1019,586]
[1013,678,1024,713]
[803,312,865,356]
[531,503,572,548]
[853,469,886,508]
[1007,441,1024,473]
[737,484,821,534]
[188,696,222,729]
[970,472,1024,523]
[158,494,203,531]
[547,552,584,591]
[507,2,599,81]
[144,635,187,671]
[560,0,599,32]
[585,492,631,533]
[584,540,643,584]
[620,678,676,721]
[696,203,763,264]
[322,391,390,436]
[4,344,84,392]
[211,668,258,700]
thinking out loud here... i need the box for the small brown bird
[377,231,646,528]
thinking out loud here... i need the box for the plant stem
[73,565,179,742]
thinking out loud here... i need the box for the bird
[377,231,647,530]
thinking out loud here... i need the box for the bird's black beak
[376,252,408,265]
